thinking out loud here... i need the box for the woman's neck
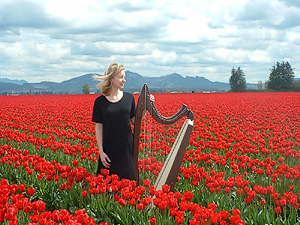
[109,87,121,97]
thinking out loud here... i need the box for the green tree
[294,79,300,91]
[229,67,246,92]
[82,83,91,94]
[268,61,295,90]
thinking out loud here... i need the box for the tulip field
[1,92,300,224]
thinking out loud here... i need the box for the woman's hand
[150,94,155,103]
[99,151,111,168]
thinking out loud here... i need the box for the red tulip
[27,187,36,196]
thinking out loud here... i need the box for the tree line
[229,61,299,92]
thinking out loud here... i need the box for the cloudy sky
[0,0,300,83]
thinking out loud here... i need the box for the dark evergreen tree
[268,61,294,90]
[229,67,246,92]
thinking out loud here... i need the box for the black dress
[92,92,136,180]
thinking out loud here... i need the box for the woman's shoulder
[94,94,105,103]
[123,92,135,100]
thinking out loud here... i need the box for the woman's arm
[130,110,146,125]
[95,123,111,168]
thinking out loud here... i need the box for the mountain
[0,78,27,85]
[0,72,257,94]
[125,72,235,92]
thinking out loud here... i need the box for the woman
[92,63,153,181]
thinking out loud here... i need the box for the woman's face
[111,70,126,89]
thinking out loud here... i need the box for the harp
[133,84,194,191]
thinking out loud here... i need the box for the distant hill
[0,78,27,85]
[0,71,258,94]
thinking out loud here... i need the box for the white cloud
[0,0,299,83]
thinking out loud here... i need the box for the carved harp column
[133,84,194,191]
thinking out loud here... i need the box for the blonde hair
[93,63,125,96]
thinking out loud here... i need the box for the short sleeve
[130,94,136,119]
[92,97,103,123]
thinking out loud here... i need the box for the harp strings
[139,90,150,182]
[139,92,157,185]
[144,93,154,182]
[139,90,173,186]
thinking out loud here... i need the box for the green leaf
[110,212,123,224]
[69,206,77,214]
